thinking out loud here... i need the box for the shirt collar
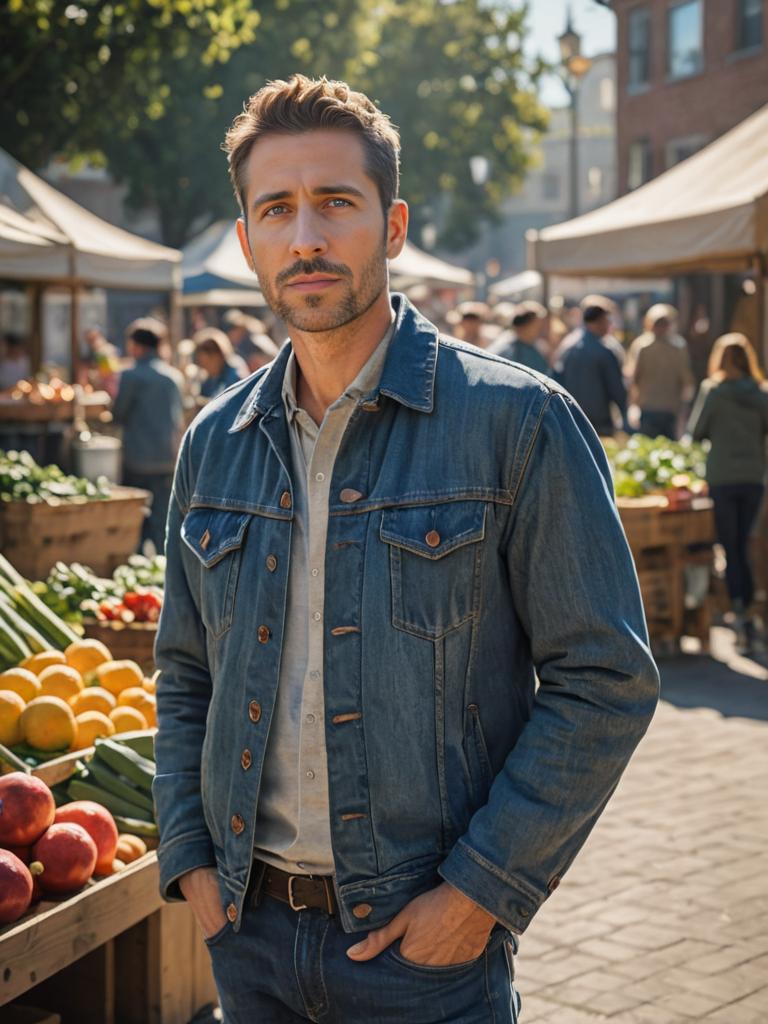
[229,293,437,433]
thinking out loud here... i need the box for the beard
[257,245,388,334]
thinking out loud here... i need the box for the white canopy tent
[0,148,183,374]
[527,102,768,280]
[183,219,474,294]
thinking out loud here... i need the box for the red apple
[0,773,55,847]
[0,849,33,923]
[31,823,97,894]
[55,801,119,875]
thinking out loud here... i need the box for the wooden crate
[82,620,157,670]
[637,566,677,621]
[0,487,149,580]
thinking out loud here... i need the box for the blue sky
[518,0,617,107]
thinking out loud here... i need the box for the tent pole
[169,287,182,366]
[755,254,768,371]
[28,283,43,374]
[70,282,81,385]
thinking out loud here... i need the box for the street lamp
[557,6,592,219]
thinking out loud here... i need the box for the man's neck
[291,291,393,425]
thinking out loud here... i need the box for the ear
[236,218,256,273]
[385,200,409,261]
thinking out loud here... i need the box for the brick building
[605,0,768,194]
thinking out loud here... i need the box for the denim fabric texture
[154,293,659,938]
[204,890,521,1023]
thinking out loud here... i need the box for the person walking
[490,301,551,376]
[626,304,694,438]
[553,300,629,436]
[153,74,658,1024]
[688,333,768,651]
[112,318,184,554]
[193,328,249,399]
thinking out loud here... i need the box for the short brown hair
[223,74,400,218]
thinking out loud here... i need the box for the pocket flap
[181,508,250,568]
[380,502,486,560]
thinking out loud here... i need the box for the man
[490,301,550,376]
[554,301,629,437]
[112,318,184,553]
[449,301,490,348]
[154,75,658,1023]
[626,303,694,438]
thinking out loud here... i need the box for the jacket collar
[229,293,437,433]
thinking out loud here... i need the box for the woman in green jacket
[688,333,768,649]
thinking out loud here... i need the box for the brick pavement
[515,628,768,1023]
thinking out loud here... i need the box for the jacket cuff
[156,830,216,902]
[438,839,544,935]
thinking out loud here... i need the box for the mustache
[276,258,352,286]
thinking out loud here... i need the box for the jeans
[640,410,677,439]
[123,469,173,554]
[710,483,764,607]
[205,891,521,1023]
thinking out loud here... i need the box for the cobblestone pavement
[515,628,768,1023]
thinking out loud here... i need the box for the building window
[600,77,615,112]
[665,134,708,168]
[736,0,763,50]
[628,139,652,190]
[542,173,561,200]
[668,0,703,79]
[628,6,651,88]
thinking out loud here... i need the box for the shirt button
[425,530,441,548]
[241,749,252,770]
[257,624,271,644]
[248,700,262,723]
[311,568,319,577]
[353,903,372,919]
[230,813,245,835]
[265,554,278,572]
[340,488,364,503]
[313,611,322,622]
[306,713,316,724]
[315,472,325,482]
[306,769,315,779]
[226,903,238,922]
[279,490,292,509]
[310,670,320,680]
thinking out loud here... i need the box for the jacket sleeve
[438,391,659,934]
[603,347,629,419]
[687,384,712,440]
[152,433,216,901]
[111,370,134,425]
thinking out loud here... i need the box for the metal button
[426,530,441,548]
[311,568,319,577]
[279,490,292,509]
[230,814,245,835]
[226,903,237,922]
[248,700,262,723]
[313,612,322,622]
[200,529,211,551]
[353,903,373,919]
[518,906,530,917]
[548,876,561,893]
[305,713,316,724]
[241,749,252,770]
[306,769,315,779]
[257,625,271,644]
[315,472,325,482]
[340,488,363,503]
[265,554,278,572]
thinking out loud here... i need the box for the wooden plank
[0,854,163,1007]
[21,939,116,1024]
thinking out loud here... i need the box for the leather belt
[251,860,337,915]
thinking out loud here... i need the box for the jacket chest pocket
[380,501,487,640]
[181,508,251,638]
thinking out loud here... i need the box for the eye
[326,198,352,208]
[264,204,289,217]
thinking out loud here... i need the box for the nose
[290,206,328,261]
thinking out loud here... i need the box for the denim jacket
[154,294,659,936]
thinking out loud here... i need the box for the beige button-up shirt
[253,323,393,875]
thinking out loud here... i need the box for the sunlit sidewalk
[516,628,768,1023]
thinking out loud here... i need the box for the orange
[21,650,67,676]
[95,660,144,697]
[142,676,156,695]
[117,688,157,727]
[20,695,77,752]
[72,710,116,749]
[0,689,26,746]
[38,664,84,703]
[110,706,148,733]
[0,666,41,703]
[71,686,117,717]
[65,638,112,676]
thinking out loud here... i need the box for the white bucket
[72,434,122,483]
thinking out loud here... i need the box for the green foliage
[604,435,709,498]
[1,0,546,250]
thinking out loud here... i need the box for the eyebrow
[251,184,366,210]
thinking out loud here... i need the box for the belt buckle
[287,875,308,912]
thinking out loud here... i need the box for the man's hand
[179,866,228,939]
[346,882,496,967]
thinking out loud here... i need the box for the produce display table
[0,854,217,1024]
[618,497,716,653]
